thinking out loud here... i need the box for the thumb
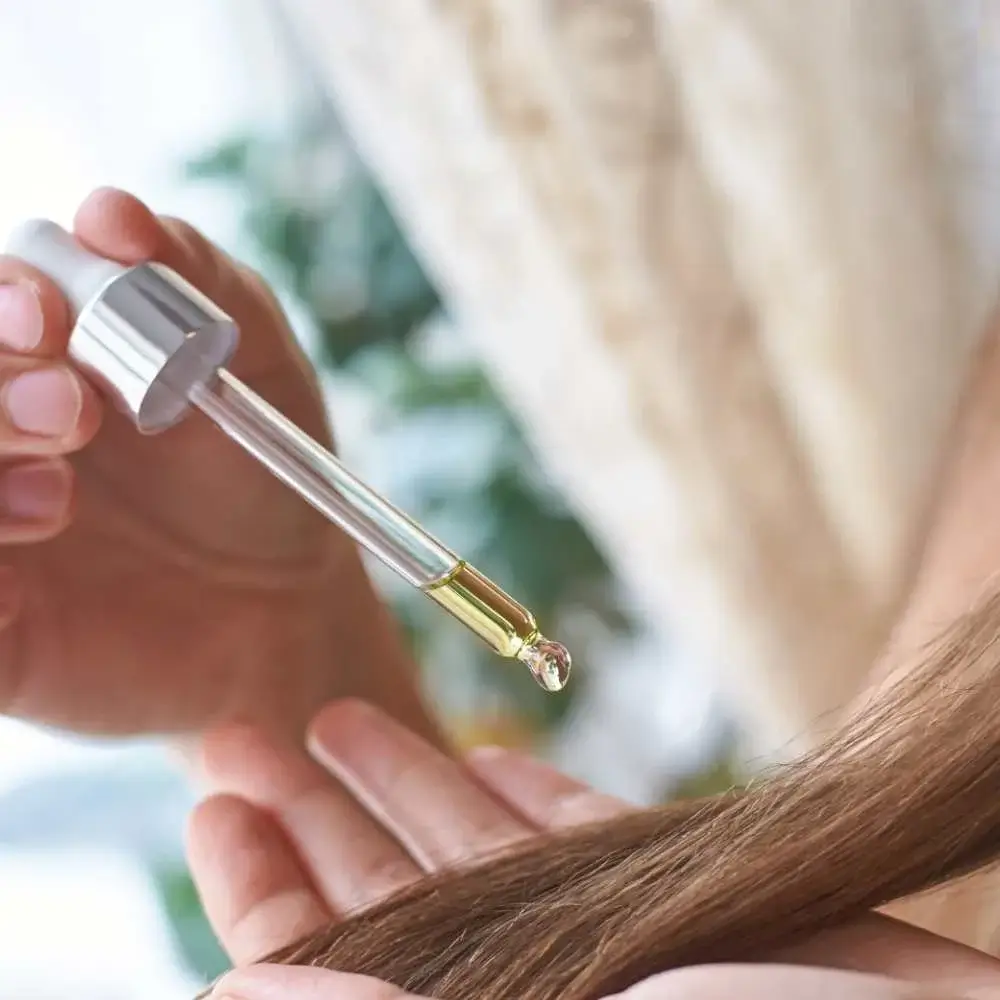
[211,964,429,1000]
[615,965,985,999]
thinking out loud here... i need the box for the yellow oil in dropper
[423,563,570,692]
[3,218,572,694]
[194,370,572,693]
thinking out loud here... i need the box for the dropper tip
[517,637,572,692]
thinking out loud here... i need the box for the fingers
[212,965,427,1000]
[211,964,978,1000]
[199,724,421,924]
[208,966,975,1000]
[72,188,299,379]
[206,962,989,1000]
[0,262,101,455]
[467,744,630,829]
[191,702,632,967]
[774,912,1000,997]
[0,458,74,543]
[71,188,242,317]
[0,261,71,356]
[615,965,979,1000]
[0,259,98,547]
[192,706,1000,999]
[72,187,222,288]
[307,700,531,869]
[187,795,331,966]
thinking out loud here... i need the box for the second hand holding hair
[4,220,570,693]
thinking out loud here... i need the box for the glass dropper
[190,368,571,690]
[4,219,571,692]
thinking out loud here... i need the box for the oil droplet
[517,636,572,692]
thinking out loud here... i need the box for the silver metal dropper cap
[4,221,239,433]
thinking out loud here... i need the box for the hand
[188,698,626,963]
[187,701,1000,998]
[873,318,1000,686]
[205,964,989,1000]
[0,189,427,737]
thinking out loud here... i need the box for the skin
[0,187,439,742]
[114,191,1000,996]
[209,966,986,1000]
[6,187,1000,992]
[867,315,1000,693]
[187,701,1000,1000]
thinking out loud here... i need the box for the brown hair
[245,589,1000,999]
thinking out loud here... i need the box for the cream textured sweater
[278,0,1000,949]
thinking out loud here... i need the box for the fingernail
[212,966,401,1000]
[0,284,43,352]
[3,461,70,521]
[210,966,277,1000]
[306,699,376,759]
[3,368,82,437]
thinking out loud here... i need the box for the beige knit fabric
[277,0,1000,948]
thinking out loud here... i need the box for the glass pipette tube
[189,368,572,692]
[1,216,570,693]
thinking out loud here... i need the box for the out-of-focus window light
[0,851,197,1000]
[0,109,90,234]
[0,0,289,227]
